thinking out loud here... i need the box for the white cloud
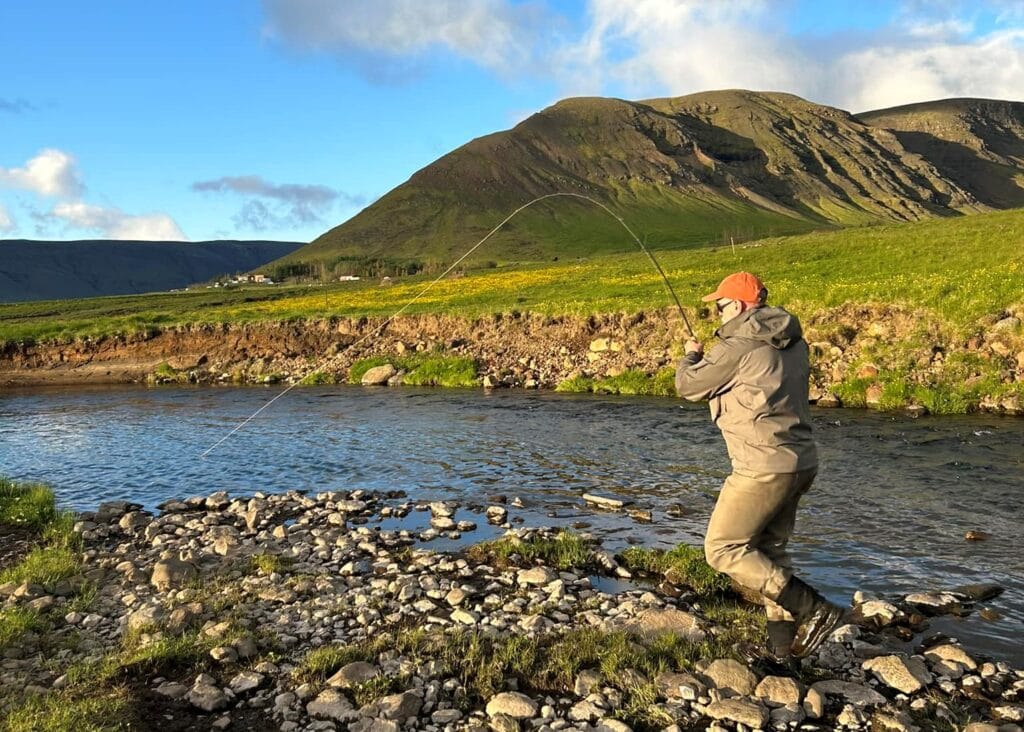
[0,204,14,234]
[1,149,186,240]
[50,202,186,241]
[262,0,1024,111]
[0,149,84,198]
[834,30,1024,110]
[557,0,803,98]
[551,0,1024,112]
[262,0,545,77]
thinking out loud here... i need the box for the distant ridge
[272,90,1024,272]
[0,239,303,303]
[857,97,1024,209]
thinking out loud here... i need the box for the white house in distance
[206,273,276,288]
[338,275,361,282]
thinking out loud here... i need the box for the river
[1,384,1021,662]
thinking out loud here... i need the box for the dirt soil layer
[1,306,1021,414]
[0,525,39,572]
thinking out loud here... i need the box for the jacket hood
[718,306,803,349]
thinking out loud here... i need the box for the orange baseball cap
[701,271,767,302]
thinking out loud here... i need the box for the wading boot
[775,577,845,659]
[735,619,800,677]
[767,619,797,659]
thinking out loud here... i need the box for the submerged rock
[810,680,886,707]
[582,493,631,510]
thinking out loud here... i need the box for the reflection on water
[1,384,1022,662]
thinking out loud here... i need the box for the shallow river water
[1,384,1022,662]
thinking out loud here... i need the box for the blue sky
[2,1,1023,243]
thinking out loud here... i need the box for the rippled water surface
[1,384,1022,661]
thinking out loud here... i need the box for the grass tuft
[592,368,675,396]
[294,642,377,683]
[250,552,294,576]
[299,371,335,385]
[402,356,478,387]
[0,545,80,587]
[618,544,731,596]
[555,375,594,393]
[467,530,593,570]
[1,687,131,732]
[0,478,58,529]
[0,607,44,651]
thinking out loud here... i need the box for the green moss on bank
[147,361,190,385]
[298,370,336,385]
[401,356,478,387]
[0,479,83,654]
[349,354,478,388]
[619,544,732,596]
[557,367,676,396]
[466,530,594,570]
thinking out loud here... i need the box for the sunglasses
[715,299,733,314]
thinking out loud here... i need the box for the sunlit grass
[0,478,58,529]
[1,687,131,732]
[349,354,478,387]
[294,624,746,729]
[467,530,594,570]
[618,544,732,596]
[2,209,1021,345]
[0,607,44,651]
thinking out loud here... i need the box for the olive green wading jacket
[675,306,818,475]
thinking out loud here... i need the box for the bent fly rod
[201,192,694,457]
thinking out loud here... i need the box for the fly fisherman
[675,271,844,661]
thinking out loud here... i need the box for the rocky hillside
[277,90,1024,271]
[0,239,303,303]
[857,97,1024,209]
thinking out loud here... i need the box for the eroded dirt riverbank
[2,304,1022,414]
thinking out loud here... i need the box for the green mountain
[0,239,302,303]
[277,90,1024,273]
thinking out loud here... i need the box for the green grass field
[1,209,1021,346]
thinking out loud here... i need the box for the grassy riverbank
[2,208,1022,345]
[2,209,1022,414]
[0,479,84,658]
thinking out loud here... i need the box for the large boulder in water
[361,364,396,385]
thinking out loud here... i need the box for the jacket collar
[715,305,762,339]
